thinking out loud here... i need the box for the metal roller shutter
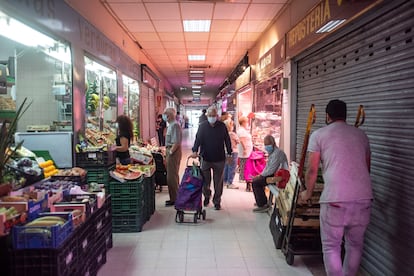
[294,1,414,274]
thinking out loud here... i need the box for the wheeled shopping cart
[175,157,206,223]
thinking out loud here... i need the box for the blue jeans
[320,200,372,276]
[223,152,238,185]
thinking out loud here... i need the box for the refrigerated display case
[252,74,283,150]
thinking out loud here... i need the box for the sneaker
[252,204,270,213]
[203,197,210,207]
[214,204,221,210]
[227,184,239,189]
[165,200,175,206]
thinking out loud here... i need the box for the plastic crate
[76,151,116,167]
[76,213,94,257]
[108,179,144,197]
[112,213,143,233]
[10,231,78,276]
[12,212,73,249]
[27,194,49,221]
[86,166,113,184]
[111,197,143,214]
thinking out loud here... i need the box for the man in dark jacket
[191,107,232,210]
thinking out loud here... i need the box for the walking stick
[298,104,316,188]
[354,105,365,128]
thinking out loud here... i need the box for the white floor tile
[98,128,321,276]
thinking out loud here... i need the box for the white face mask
[207,116,217,124]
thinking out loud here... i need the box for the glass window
[84,56,117,148]
[0,11,72,132]
[122,75,140,141]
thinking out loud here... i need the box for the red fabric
[274,169,290,189]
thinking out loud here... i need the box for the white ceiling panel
[158,32,185,41]
[68,0,289,102]
[245,4,284,20]
[213,3,248,20]
[109,3,148,20]
[152,20,182,32]
[180,2,214,19]
[123,20,155,32]
[210,20,241,33]
[145,3,181,20]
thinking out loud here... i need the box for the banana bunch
[103,95,110,110]
[86,81,99,113]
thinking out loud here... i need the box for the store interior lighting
[183,20,211,32]
[316,19,346,33]
[85,58,116,80]
[0,12,55,48]
[0,11,71,64]
[188,55,205,61]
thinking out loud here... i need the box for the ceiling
[67,0,289,104]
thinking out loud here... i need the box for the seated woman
[252,135,288,212]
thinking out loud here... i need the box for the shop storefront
[140,65,159,143]
[0,0,142,167]
[252,38,285,150]
[288,0,414,274]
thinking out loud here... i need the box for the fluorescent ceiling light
[192,85,202,89]
[183,20,211,32]
[0,11,55,48]
[316,19,346,33]
[192,90,201,94]
[190,70,204,74]
[191,79,204,83]
[188,55,205,61]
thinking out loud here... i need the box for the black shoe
[165,200,175,206]
[203,197,210,207]
[214,204,221,210]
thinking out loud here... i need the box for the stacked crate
[108,178,145,232]
[10,195,113,276]
[75,150,116,187]
[108,174,156,233]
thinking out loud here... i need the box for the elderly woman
[163,107,182,206]
[252,135,288,212]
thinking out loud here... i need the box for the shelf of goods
[269,162,323,265]
[251,112,281,150]
[108,174,155,233]
[3,195,112,276]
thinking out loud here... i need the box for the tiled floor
[98,127,326,276]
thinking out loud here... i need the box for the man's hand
[190,152,198,158]
[225,155,232,164]
[298,190,312,205]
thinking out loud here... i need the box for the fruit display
[86,80,111,113]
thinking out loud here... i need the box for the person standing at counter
[164,107,183,206]
[113,115,133,165]
[237,116,253,191]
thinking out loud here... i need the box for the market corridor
[98,127,324,276]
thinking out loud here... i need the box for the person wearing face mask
[156,114,166,146]
[251,135,288,212]
[191,106,232,210]
[163,107,183,206]
[298,99,372,276]
[113,115,133,165]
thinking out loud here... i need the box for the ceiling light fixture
[316,19,346,33]
[183,20,211,32]
[188,55,205,61]
[192,85,202,89]
[191,79,204,83]
[190,70,204,74]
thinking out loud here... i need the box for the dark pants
[252,175,268,207]
[201,160,225,205]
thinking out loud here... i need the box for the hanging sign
[286,0,381,58]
